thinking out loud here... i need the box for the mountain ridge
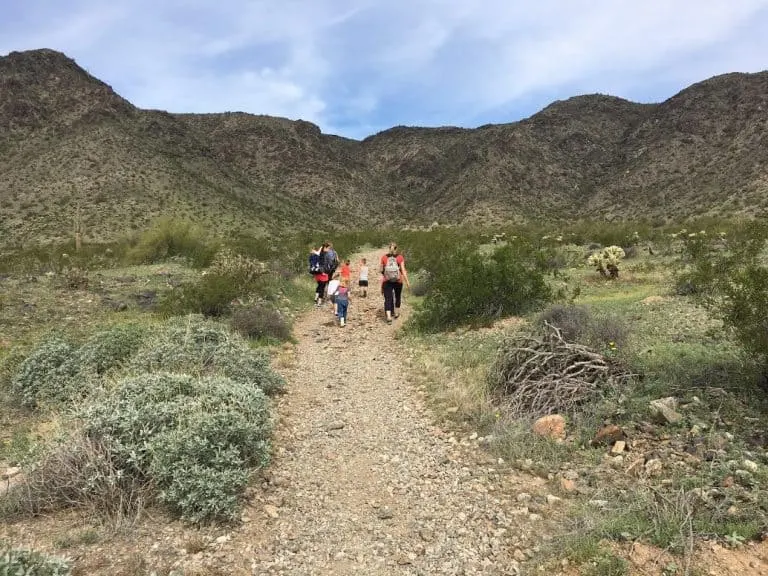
[1,48,767,245]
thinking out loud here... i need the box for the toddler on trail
[336,278,350,327]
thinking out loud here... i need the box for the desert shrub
[587,245,625,279]
[160,250,268,318]
[408,270,431,297]
[63,323,146,376]
[57,266,89,290]
[129,316,284,394]
[11,337,76,407]
[208,248,266,284]
[160,272,242,317]
[231,305,290,341]
[536,305,630,352]
[125,218,217,268]
[2,434,148,524]
[80,372,272,523]
[0,544,71,576]
[545,244,587,274]
[411,242,551,333]
[10,325,148,408]
[678,222,768,369]
[536,304,592,343]
[586,313,630,351]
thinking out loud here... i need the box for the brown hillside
[1,48,767,244]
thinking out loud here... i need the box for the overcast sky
[2,0,768,139]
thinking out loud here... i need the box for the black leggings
[383,281,403,313]
[316,280,328,300]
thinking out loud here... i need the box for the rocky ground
[3,251,768,575]
[235,250,552,575]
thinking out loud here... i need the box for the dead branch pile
[488,322,630,417]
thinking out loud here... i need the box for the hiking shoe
[340,319,345,327]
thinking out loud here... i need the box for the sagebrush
[129,315,285,394]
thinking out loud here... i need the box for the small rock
[591,424,626,446]
[446,407,459,414]
[644,459,663,477]
[649,397,683,425]
[560,478,577,492]
[215,535,231,544]
[513,549,526,562]
[325,421,346,431]
[419,529,434,542]
[377,506,394,520]
[721,476,734,488]
[532,415,566,440]
[264,505,279,519]
[742,459,759,473]
[516,493,532,502]
[610,440,626,455]
[546,495,562,506]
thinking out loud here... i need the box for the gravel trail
[247,250,541,575]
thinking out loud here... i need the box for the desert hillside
[1,49,767,245]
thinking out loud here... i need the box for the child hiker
[358,258,369,297]
[336,278,350,327]
[327,273,341,316]
[340,259,351,283]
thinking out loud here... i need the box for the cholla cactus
[587,245,625,279]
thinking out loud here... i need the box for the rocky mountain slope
[1,49,766,244]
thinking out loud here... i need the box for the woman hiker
[380,242,410,323]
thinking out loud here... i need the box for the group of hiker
[309,242,410,326]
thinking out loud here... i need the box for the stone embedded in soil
[532,415,566,440]
[610,440,627,455]
[649,397,683,425]
[591,424,626,446]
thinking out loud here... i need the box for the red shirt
[340,264,351,279]
[380,253,405,283]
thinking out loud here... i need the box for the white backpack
[383,255,400,281]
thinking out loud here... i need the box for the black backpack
[308,252,323,275]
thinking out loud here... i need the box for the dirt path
[243,250,543,575]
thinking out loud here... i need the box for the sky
[2,0,768,139]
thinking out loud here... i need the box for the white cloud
[1,0,767,137]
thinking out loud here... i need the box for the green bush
[81,372,272,523]
[63,323,146,376]
[231,305,291,341]
[410,242,551,333]
[160,272,242,317]
[0,544,71,576]
[10,325,148,408]
[408,270,431,297]
[678,223,768,371]
[11,337,75,407]
[129,316,285,394]
[124,218,217,268]
[160,249,269,318]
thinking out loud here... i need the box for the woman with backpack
[309,244,330,307]
[380,242,410,323]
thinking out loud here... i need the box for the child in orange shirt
[340,259,351,282]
